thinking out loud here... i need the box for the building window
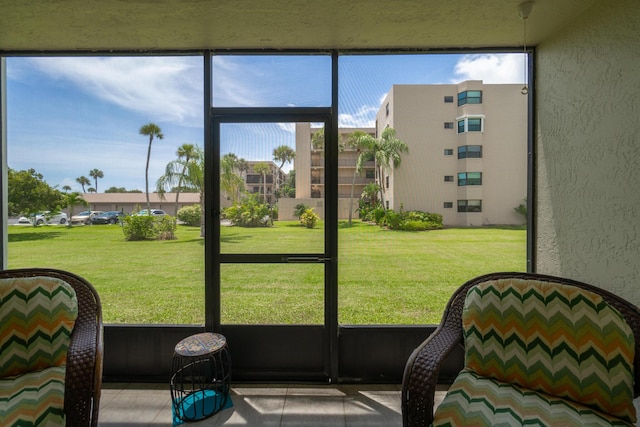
[444,202,453,209]
[468,118,482,132]
[458,90,482,106]
[385,200,389,210]
[385,103,389,117]
[365,169,375,179]
[458,172,482,186]
[444,175,454,182]
[458,199,482,212]
[444,149,453,156]
[444,122,454,129]
[444,95,454,103]
[385,176,389,189]
[456,116,484,133]
[458,145,483,159]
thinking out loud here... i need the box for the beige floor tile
[98,383,410,427]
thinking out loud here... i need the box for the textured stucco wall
[536,0,640,302]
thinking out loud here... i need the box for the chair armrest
[66,318,103,427]
[401,322,463,427]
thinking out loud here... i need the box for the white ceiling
[1,0,599,52]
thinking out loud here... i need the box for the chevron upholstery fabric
[433,369,634,426]
[0,276,78,378]
[0,366,66,426]
[433,278,636,426]
[0,276,77,426]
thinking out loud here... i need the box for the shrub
[122,214,156,241]
[122,214,178,240]
[514,198,527,224]
[223,195,272,227]
[383,210,402,229]
[300,208,320,229]
[293,203,309,219]
[155,216,177,240]
[177,204,201,227]
[372,207,386,225]
[381,209,444,231]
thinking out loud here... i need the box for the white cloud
[28,56,203,124]
[338,104,378,128]
[211,57,264,107]
[452,54,526,84]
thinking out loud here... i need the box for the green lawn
[7,221,526,325]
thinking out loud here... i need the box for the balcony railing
[310,177,374,185]
[311,160,375,168]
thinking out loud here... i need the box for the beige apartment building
[244,160,285,205]
[375,80,527,226]
[284,80,527,225]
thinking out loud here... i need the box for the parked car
[90,211,124,225]
[18,211,68,225]
[135,209,168,217]
[70,210,104,225]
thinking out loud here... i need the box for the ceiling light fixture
[518,1,533,95]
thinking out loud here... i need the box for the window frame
[456,115,485,133]
[457,199,482,212]
[457,90,482,106]
[457,172,482,186]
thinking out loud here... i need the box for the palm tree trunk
[378,166,387,211]
[145,136,153,212]
[175,165,187,216]
[263,173,267,203]
[347,168,358,224]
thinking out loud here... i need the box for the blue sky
[6,53,525,192]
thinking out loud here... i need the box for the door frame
[206,106,340,380]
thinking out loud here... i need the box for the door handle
[283,256,333,263]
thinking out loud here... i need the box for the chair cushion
[0,276,78,378]
[462,278,635,423]
[0,366,67,426]
[433,369,634,427]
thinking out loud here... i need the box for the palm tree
[272,145,295,196]
[139,123,164,213]
[87,187,96,193]
[345,131,377,224]
[172,143,197,213]
[220,153,245,204]
[237,158,249,179]
[252,162,271,203]
[76,176,90,193]
[62,185,71,193]
[62,192,87,227]
[311,127,324,150]
[89,169,104,192]
[373,127,409,211]
[361,182,381,206]
[156,145,205,236]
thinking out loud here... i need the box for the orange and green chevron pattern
[433,370,634,426]
[447,278,636,425]
[0,365,66,426]
[0,276,77,378]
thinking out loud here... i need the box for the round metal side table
[170,332,232,422]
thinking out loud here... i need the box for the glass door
[210,114,337,381]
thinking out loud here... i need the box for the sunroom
[0,0,638,425]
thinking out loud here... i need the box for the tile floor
[98,383,449,427]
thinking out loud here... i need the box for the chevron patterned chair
[402,272,640,427]
[0,268,103,426]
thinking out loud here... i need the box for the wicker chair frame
[0,268,103,427]
[401,272,640,427]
